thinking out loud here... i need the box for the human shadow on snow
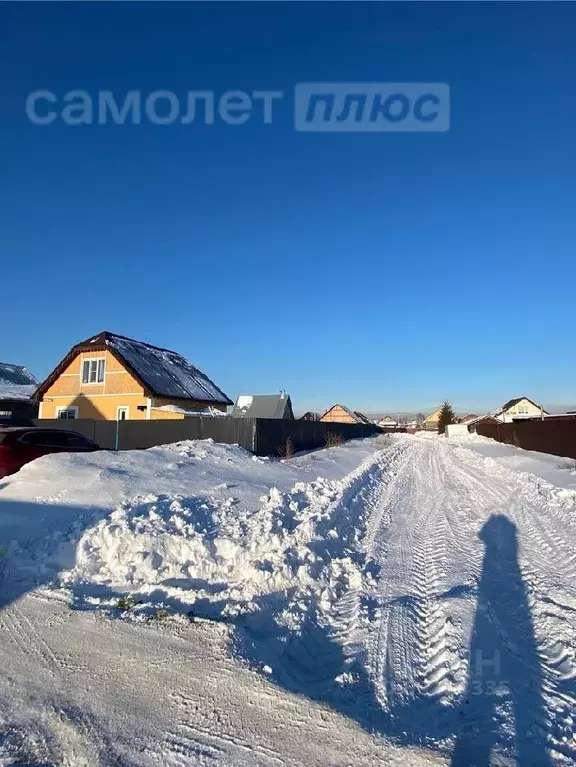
[233,514,558,766]
[450,515,552,766]
[0,490,561,765]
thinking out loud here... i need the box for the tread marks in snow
[366,442,458,717]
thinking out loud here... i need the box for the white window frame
[116,406,129,421]
[81,357,106,385]
[56,406,79,420]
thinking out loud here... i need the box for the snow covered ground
[0,433,575,765]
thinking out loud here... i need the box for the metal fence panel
[32,417,256,452]
[253,418,384,456]
[475,418,576,460]
[30,417,387,456]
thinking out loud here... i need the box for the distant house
[457,413,478,424]
[495,397,548,423]
[300,411,320,421]
[0,363,38,424]
[319,404,371,425]
[467,415,501,432]
[422,407,443,430]
[231,393,294,419]
[34,331,232,421]
[378,415,398,428]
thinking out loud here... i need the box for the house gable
[423,407,442,424]
[41,349,144,399]
[498,397,547,417]
[320,404,363,424]
[35,330,232,421]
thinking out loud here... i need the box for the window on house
[57,407,78,419]
[82,358,105,384]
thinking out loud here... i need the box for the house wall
[445,424,469,438]
[320,405,358,424]
[39,350,227,421]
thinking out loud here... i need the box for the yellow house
[423,406,443,430]
[34,331,232,421]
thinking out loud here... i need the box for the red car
[0,427,100,479]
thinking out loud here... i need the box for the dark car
[0,427,100,479]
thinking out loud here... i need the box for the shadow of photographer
[452,514,551,766]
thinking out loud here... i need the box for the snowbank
[444,432,576,497]
[0,436,387,632]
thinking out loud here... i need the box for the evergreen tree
[437,401,456,434]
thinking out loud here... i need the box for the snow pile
[0,437,385,632]
[62,467,374,630]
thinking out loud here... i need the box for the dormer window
[82,358,106,384]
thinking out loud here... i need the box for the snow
[0,383,36,401]
[1,432,575,765]
[151,404,227,416]
[0,363,37,400]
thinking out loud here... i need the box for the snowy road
[1,434,575,765]
[363,436,576,764]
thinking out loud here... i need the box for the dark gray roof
[231,394,294,419]
[0,363,37,386]
[35,331,232,405]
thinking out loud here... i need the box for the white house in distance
[494,397,548,423]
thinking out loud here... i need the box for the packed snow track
[0,434,575,765]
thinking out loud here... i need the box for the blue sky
[2,3,575,414]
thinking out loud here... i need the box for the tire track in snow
[366,441,458,715]
[444,441,576,761]
[163,691,286,766]
[449,444,576,586]
[0,602,112,766]
[366,435,576,759]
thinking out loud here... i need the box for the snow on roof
[151,404,227,416]
[102,333,232,405]
[0,363,37,387]
[0,383,37,401]
[0,362,37,401]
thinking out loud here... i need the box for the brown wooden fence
[475,417,576,460]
